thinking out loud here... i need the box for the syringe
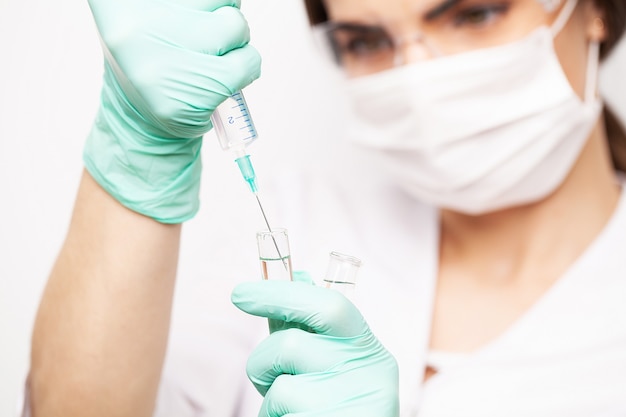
[210,91,287,269]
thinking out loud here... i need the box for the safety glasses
[313,0,565,76]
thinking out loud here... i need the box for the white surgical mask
[343,0,602,215]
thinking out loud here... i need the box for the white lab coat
[152,139,626,417]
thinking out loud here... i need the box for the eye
[345,33,393,56]
[327,25,394,58]
[452,3,510,27]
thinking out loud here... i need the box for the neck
[440,119,621,283]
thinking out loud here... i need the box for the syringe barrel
[211,91,258,151]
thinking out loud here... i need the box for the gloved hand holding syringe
[210,90,287,269]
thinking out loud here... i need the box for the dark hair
[595,0,626,172]
[595,0,626,59]
[304,0,327,25]
[303,0,626,172]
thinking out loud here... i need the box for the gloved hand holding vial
[231,275,400,417]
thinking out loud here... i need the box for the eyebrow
[424,0,464,21]
[326,21,388,33]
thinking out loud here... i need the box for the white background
[0,0,624,415]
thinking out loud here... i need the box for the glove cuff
[84,105,203,224]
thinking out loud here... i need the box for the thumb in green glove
[231,280,400,417]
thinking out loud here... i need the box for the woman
[27,0,626,416]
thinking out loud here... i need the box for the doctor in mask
[312,0,619,213]
[27,0,626,416]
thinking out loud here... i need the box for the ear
[584,0,608,42]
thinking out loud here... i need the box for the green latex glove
[231,280,400,417]
[84,0,261,223]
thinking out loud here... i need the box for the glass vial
[324,251,362,299]
[256,228,293,281]
[256,228,294,333]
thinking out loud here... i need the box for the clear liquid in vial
[324,280,356,298]
[260,256,293,281]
